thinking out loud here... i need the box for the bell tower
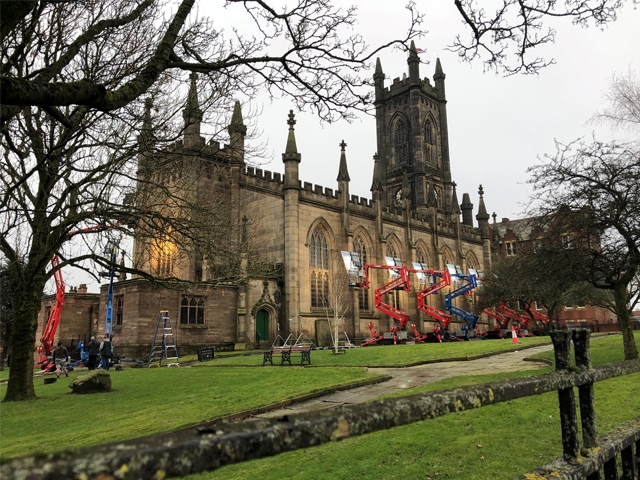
[373,43,453,216]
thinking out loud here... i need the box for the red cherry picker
[37,255,66,373]
[523,301,550,333]
[409,264,462,342]
[499,303,534,337]
[481,307,510,339]
[341,252,412,346]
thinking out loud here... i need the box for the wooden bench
[263,345,311,366]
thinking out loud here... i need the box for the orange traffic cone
[511,326,519,344]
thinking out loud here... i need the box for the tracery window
[115,296,124,326]
[386,243,401,310]
[180,297,205,325]
[310,227,330,308]
[425,119,435,164]
[354,235,369,311]
[394,118,408,166]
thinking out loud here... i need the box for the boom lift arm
[445,270,479,340]
[37,256,66,371]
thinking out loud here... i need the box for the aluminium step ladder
[148,310,180,367]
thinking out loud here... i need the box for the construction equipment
[481,308,510,339]
[523,301,551,334]
[410,263,461,342]
[36,256,66,372]
[359,257,412,346]
[148,310,180,367]
[445,265,480,340]
[499,303,534,337]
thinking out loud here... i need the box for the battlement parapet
[384,76,438,98]
[349,195,372,208]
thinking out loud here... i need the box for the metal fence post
[551,330,580,459]
[573,329,602,480]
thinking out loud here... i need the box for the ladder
[148,310,180,367]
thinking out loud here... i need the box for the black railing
[2,330,639,480]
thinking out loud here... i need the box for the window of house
[310,228,329,308]
[505,241,517,256]
[354,235,369,311]
[115,296,124,326]
[565,305,574,310]
[576,304,586,309]
[394,118,408,166]
[180,297,205,324]
[533,239,542,253]
[562,234,575,249]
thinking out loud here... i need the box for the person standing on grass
[52,342,69,378]
[87,336,100,370]
[99,334,112,370]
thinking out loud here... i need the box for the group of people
[52,333,113,378]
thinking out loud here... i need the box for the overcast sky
[64,1,640,294]
[249,1,639,221]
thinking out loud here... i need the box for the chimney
[78,284,88,294]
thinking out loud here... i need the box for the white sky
[250,1,640,221]
[62,1,640,294]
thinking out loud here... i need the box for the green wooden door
[256,310,269,344]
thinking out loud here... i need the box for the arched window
[354,235,369,311]
[416,247,427,266]
[310,228,329,308]
[425,119,435,164]
[394,118,408,166]
[115,297,124,326]
[180,296,205,324]
[386,243,401,310]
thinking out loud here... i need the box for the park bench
[262,345,311,366]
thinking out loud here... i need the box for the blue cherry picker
[444,265,481,340]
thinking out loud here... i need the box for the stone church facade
[36,46,493,359]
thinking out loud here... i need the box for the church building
[36,45,493,359]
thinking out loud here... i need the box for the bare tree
[0,1,421,401]
[324,252,353,354]
[527,72,640,359]
[450,0,633,75]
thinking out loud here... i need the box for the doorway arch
[255,309,270,347]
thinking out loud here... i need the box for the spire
[451,182,461,215]
[138,97,155,151]
[183,73,203,148]
[336,139,350,182]
[370,153,383,192]
[228,101,247,136]
[282,110,301,163]
[408,40,420,84]
[183,72,202,127]
[476,185,489,219]
[374,57,385,100]
[434,57,446,99]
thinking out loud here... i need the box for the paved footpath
[257,344,555,419]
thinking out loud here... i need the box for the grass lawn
[182,333,640,480]
[201,335,553,367]
[1,332,636,479]
[0,367,375,460]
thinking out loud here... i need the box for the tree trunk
[614,283,638,360]
[3,277,46,402]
